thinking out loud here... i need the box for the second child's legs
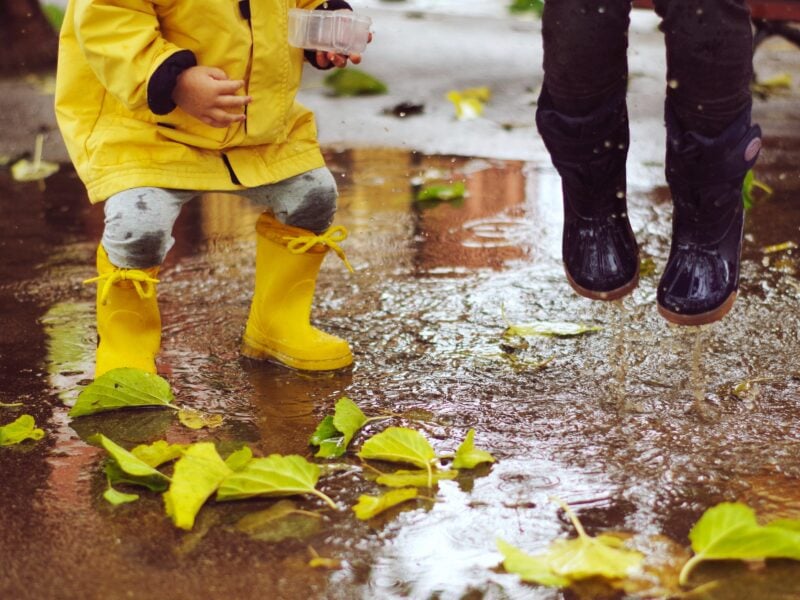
[536,0,639,300]
[653,0,761,324]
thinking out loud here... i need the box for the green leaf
[452,429,495,469]
[742,169,773,210]
[679,502,800,585]
[310,397,369,459]
[376,469,458,488]
[234,499,322,542]
[762,241,798,254]
[42,4,65,30]
[352,488,419,520]
[0,414,44,446]
[177,408,223,430]
[130,440,186,468]
[69,368,176,417]
[217,454,337,509]
[508,0,544,17]
[224,446,253,472]
[92,434,170,492]
[163,443,232,530]
[416,181,466,202]
[496,539,570,587]
[10,134,59,182]
[359,427,436,488]
[446,88,489,120]
[103,485,139,506]
[324,68,388,97]
[503,321,602,338]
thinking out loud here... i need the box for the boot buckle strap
[285,226,355,273]
[84,270,160,305]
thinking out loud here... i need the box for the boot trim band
[84,270,160,305]
[285,226,355,273]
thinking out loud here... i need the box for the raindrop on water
[668,79,679,89]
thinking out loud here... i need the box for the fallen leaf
[324,68,388,96]
[375,469,457,488]
[762,241,797,254]
[0,414,44,446]
[352,488,419,520]
[452,429,495,469]
[358,427,436,487]
[234,499,322,542]
[130,440,187,467]
[91,434,171,492]
[10,134,58,182]
[416,181,466,202]
[68,368,176,418]
[103,485,139,506]
[503,321,602,338]
[177,407,223,430]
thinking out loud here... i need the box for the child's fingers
[327,52,347,68]
[349,53,362,65]
[316,51,330,68]
[215,79,246,94]
[204,108,246,127]
[215,94,252,108]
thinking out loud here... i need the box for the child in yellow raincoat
[55,0,366,377]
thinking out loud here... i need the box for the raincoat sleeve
[72,0,188,111]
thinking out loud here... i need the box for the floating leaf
[324,68,387,96]
[224,446,254,472]
[446,88,490,120]
[504,321,602,338]
[499,500,643,587]
[679,502,800,585]
[10,134,59,182]
[234,499,321,542]
[376,468,458,488]
[359,427,436,488]
[508,0,545,16]
[452,429,495,469]
[762,241,798,254]
[91,434,170,492]
[217,454,336,509]
[164,443,232,530]
[497,539,570,587]
[103,485,139,506]
[310,397,369,459]
[177,408,223,430]
[416,181,466,202]
[130,440,186,468]
[0,414,44,446]
[352,488,419,520]
[69,368,176,417]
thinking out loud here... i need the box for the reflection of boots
[536,86,639,300]
[84,245,161,378]
[241,213,353,371]
[657,102,761,326]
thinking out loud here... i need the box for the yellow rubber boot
[84,245,161,378]
[241,213,353,371]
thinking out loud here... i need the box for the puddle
[2,144,800,599]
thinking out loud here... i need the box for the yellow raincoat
[55,0,328,203]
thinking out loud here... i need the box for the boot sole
[241,337,353,371]
[565,268,639,302]
[657,291,737,327]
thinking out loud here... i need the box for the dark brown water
[2,143,800,599]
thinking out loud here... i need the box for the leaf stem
[425,462,433,489]
[0,402,23,408]
[33,133,43,169]
[678,553,704,587]
[553,497,588,539]
[364,416,392,425]
[312,489,339,511]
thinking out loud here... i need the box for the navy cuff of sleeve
[147,50,198,115]
[304,0,354,69]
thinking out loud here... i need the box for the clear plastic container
[287,8,372,55]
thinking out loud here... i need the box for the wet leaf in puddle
[376,468,457,488]
[68,368,176,418]
[224,446,254,472]
[177,407,223,430]
[751,73,792,99]
[310,396,368,458]
[217,454,337,510]
[164,443,232,530]
[234,499,322,542]
[352,488,418,520]
[92,434,171,492]
[508,0,545,17]
[639,257,657,278]
[131,440,187,468]
[324,68,388,96]
[308,546,342,569]
[679,502,800,586]
[103,484,139,506]
[0,414,44,446]
[10,134,59,182]
[446,87,491,120]
[503,321,602,338]
[416,181,466,202]
[452,429,495,469]
[762,241,797,254]
[498,500,643,586]
[358,427,436,487]
[742,169,773,210]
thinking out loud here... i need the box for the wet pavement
[3,3,800,600]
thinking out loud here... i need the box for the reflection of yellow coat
[55,0,327,203]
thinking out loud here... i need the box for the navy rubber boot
[536,86,639,301]
[657,102,762,326]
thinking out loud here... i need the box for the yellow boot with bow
[84,245,161,378]
[241,213,353,371]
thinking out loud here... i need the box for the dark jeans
[541,0,753,135]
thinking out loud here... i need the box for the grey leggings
[101,167,338,269]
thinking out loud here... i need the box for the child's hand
[314,32,373,69]
[172,66,252,128]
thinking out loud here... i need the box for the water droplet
[697,104,704,112]
[616,192,625,199]
[668,79,679,89]
[598,6,606,13]
[604,140,612,148]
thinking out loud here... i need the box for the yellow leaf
[352,488,418,520]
